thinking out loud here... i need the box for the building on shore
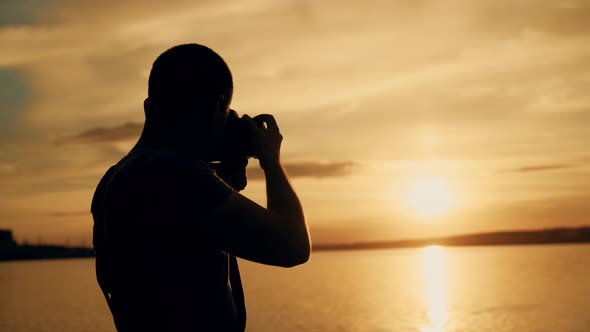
[0,229,17,246]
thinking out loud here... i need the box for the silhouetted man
[91,44,311,332]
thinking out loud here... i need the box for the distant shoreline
[1,226,589,262]
[0,244,94,262]
[313,226,590,251]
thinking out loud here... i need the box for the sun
[405,176,454,217]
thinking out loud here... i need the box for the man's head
[145,43,233,128]
[142,44,233,154]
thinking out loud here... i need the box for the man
[91,44,311,332]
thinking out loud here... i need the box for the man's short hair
[148,44,233,115]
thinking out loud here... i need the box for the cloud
[0,69,29,141]
[56,121,143,145]
[0,0,59,27]
[471,1,590,39]
[247,161,356,180]
[46,210,90,218]
[506,164,576,173]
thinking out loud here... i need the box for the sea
[1,244,589,332]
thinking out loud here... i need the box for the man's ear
[215,94,227,114]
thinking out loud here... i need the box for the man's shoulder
[117,148,232,196]
[114,148,213,178]
[94,148,233,208]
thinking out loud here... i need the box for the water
[1,244,589,332]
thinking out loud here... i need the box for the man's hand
[243,114,282,169]
[210,157,249,192]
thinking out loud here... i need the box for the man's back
[91,148,245,331]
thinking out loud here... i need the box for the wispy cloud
[56,122,142,145]
[507,164,575,173]
[45,210,90,218]
[248,161,356,180]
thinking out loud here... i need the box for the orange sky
[0,0,589,245]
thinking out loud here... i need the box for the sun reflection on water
[420,245,449,332]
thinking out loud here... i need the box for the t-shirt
[91,147,245,332]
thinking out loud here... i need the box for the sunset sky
[1,0,589,245]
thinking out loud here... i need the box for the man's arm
[204,114,310,268]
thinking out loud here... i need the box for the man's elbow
[280,237,311,268]
[280,250,309,268]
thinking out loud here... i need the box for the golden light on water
[420,245,449,332]
[405,177,454,218]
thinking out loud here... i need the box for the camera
[217,109,259,160]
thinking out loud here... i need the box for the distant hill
[313,226,590,251]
